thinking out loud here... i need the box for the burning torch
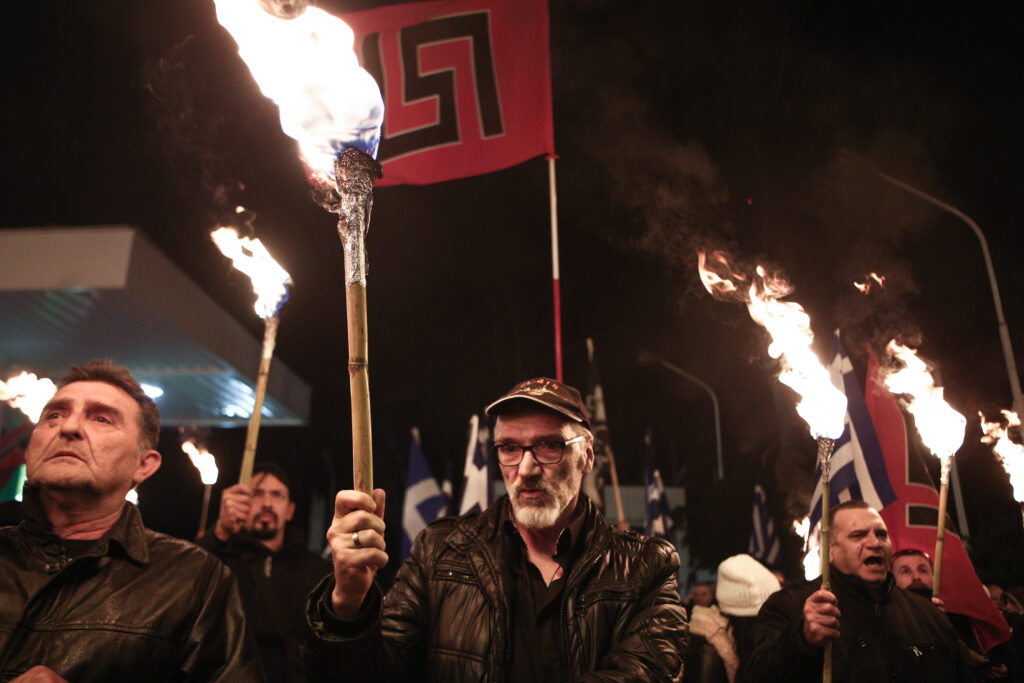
[183,440,220,537]
[0,371,57,424]
[979,410,1024,529]
[211,224,292,486]
[698,250,847,683]
[213,0,384,495]
[883,341,966,599]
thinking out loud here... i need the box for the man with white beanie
[687,553,781,683]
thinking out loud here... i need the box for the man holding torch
[0,359,261,681]
[304,378,688,682]
[198,461,331,683]
[745,500,972,682]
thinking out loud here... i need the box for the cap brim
[484,395,586,426]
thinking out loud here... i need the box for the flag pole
[548,155,563,382]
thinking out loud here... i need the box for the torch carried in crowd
[0,371,57,424]
[698,250,847,683]
[211,224,292,486]
[213,0,385,494]
[980,409,1024,529]
[883,341,966,598]
[182,440,220,538]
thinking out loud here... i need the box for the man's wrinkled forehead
[834,506,887,534]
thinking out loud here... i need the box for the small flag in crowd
[748,483,780,566]
[401,428,449,559]
[644,429,672,539]
[459,415,492,515]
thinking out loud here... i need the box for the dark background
[4,0,1023,585]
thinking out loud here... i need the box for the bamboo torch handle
[933,478,950,599]
[817,436,835,683]
[198,484,212,539]
[240,316,279,486]
[347,283,373,495]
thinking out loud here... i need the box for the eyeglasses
[493,435,587,467]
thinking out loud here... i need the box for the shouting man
[745,500,972,682]
[305,378,688,681]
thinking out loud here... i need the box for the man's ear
[581,440,595,476]
[286,501,295,523]
[133,449,162,486]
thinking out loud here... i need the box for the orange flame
[793,516,820,580]
[211,225,292,319]
[884,341,965,466]
[853,272,886,295]
[213,0,384,183]
[182,440,220,486]
[980,410,1023,502]
[0,371,57,423]
[697,250,847,439]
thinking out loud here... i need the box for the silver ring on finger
[352,530,363,549]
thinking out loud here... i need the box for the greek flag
[808,331,897,529]
[401,428,448,559]
[458,415,492,515]
[748,483,780,565]
[644,430,672,539]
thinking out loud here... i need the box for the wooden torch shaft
[933,480,949,599]
[198,484,212,538]
[817,436,835,683]
[240,316,279,487]
[347,283,373,495]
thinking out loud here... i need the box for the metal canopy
[0,226,309,427]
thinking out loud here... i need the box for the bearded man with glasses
[306,378,689,682]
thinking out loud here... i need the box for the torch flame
[0,371,57,423]
[213,0,384,183]
[211,226,292,319]
[793,516,821,580]
[697,250,847,439]
[884,341,966,463]
[853,272,886,295]
[980,410,1023,502]
[182,440,220,486]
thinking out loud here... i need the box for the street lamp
[844,150,1024,419]
[638,351,724,480]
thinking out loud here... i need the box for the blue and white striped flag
[644,430,672,539]
[401,428,449,559]
[748,483,780,565]
[458,415,492,515]
[808,330,898,529]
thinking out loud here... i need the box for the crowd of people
[0,360,1021,681]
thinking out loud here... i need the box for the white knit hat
[715,554,781,617]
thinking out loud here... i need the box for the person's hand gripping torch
[211,225,292,486]
[884,341,966,598]
[212,0,385,494]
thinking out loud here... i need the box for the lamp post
[639,351,724,480]
[846,151,1024,419]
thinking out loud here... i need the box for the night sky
[5,1,1023,585]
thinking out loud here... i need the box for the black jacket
[0,492,262,682]
[744,568,975,683]
[198,526,331,683]
[306,495,688,682]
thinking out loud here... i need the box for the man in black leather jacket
[744,500,973,683]
[305,378,688,681]
[0,360,262,682]
[199,462,331,682]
